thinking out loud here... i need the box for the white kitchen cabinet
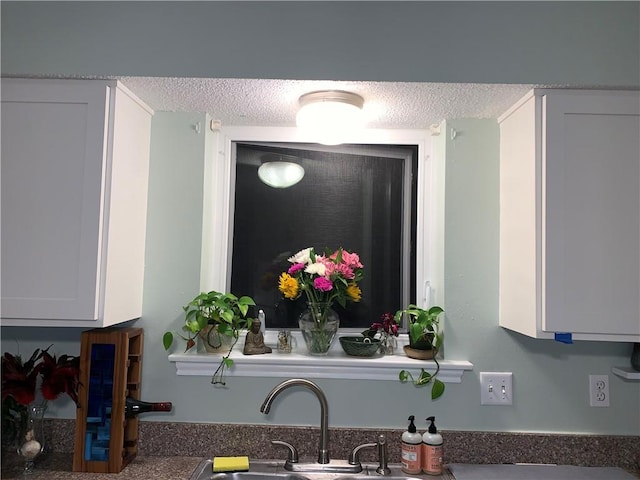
[1,79,153,327]
[499,89,640,342]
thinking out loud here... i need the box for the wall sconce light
[257,158,305,188]
[296,90,365,145]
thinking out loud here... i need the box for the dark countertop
[1,453,201,480]
[2,453,638,480]
[0,454,455,480]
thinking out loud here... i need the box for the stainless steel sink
[189,460,310,480]
[335,477,422,480]
[210,474,312,480]
[189,460,426,480]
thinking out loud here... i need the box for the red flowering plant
[362,312,400,339]
[1,346,80,445]
[362,312,400,354]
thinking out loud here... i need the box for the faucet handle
[348,441,377,465]
[271,440,299,464]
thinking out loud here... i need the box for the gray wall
[1,2,639,435]
[2,1,639,86]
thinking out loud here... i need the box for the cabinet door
[544,92,640,336]
[1,80,109,321]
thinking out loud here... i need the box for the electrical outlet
[480,372,513,405]
[589,374,610,407]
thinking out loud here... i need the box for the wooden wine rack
[73,327,144,473]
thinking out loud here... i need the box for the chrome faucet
[260,378,362,473]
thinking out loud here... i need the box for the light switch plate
[480,372,513,405]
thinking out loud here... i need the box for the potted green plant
[394,304,445,400]
[163,290,256,385]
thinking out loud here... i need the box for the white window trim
[184,125,474,382]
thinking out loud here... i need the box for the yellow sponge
[212,456,250,472]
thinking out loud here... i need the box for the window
[230,142,417,329]
[199,127,437,331]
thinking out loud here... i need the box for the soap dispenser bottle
[422,416,443,475]
[401,415,422,474]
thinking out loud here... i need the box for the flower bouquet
[278,247,364,354]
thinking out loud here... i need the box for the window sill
[168,332,473,383]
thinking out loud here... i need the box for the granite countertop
[0,453,201,480]
[2,453,638,480]
[0,454,455,480]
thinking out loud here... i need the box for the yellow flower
[278,273,299,300]
[346,283,362,302]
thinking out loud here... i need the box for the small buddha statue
[243,317,272,355]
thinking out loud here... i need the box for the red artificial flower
[38,352,80,404]
[1,349,44,406]
[1,346,80,406]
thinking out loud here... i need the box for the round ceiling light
[258,161,305,188]
[296,90,365,145]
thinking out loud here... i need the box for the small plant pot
[403,345,435,360]
[198,324,235,353]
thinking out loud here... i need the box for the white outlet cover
[589,374,610,407]
[480,372,513,405]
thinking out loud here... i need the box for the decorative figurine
[243,311,272,355]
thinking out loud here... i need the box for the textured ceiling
[117,77,540,129]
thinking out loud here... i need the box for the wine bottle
[124,397,172,418]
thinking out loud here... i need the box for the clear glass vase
[16,401,47,475]
[298,302,340,355]
[380,334,397,355]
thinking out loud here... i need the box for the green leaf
[162,332,174,351]
[408,323,423,344]
[399,370,411,383]
[222,357,234,368]
[415,368,432,386]
[431,379,445,400]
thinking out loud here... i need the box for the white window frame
[168,125,474,382]
[200,126,441,308]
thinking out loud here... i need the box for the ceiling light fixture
[257,159,305,188]
[296,90,365,145]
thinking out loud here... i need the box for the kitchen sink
[334,477,422,480]
[189,460,310,480]
[188,460,425,480]
[210,474,312,480]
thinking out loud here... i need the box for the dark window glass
[230,142,417,329]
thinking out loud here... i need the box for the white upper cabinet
[1,79,153,327]
[499,89,640,342]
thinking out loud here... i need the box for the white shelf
[611,366,640,380]
[168,332,473,383]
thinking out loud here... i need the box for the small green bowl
[339,336,381,357]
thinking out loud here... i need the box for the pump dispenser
[401,415,422,474]
[422,416,443,475]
